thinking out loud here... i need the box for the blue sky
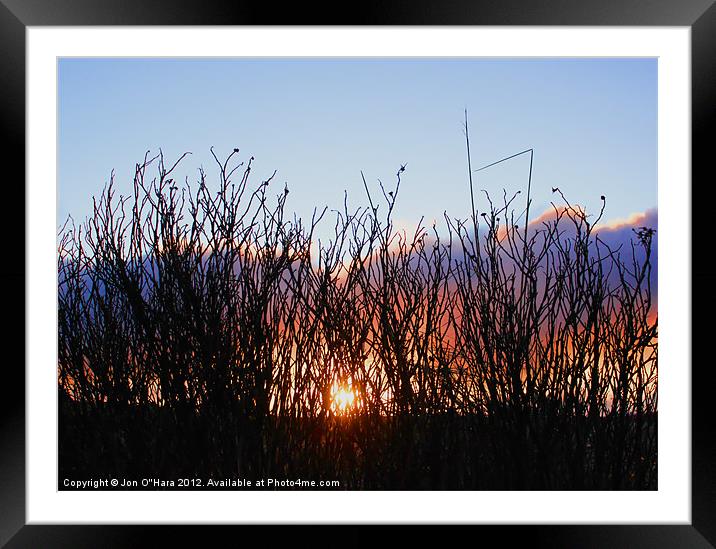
[58,58,656,237]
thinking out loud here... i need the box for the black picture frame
[1,1,713,546]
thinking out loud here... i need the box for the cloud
[594,208,658,301]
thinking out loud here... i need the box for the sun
[330,381,356,413]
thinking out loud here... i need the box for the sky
[58,58,657,239]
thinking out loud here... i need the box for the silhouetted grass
[58,139,657,490]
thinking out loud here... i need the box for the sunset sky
[58,58,657,235]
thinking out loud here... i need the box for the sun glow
[330,381,356,413]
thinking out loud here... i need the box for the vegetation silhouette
[58,128,657,490]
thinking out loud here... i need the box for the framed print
[1,0,714,546]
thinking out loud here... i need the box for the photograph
[57,57,658,491]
